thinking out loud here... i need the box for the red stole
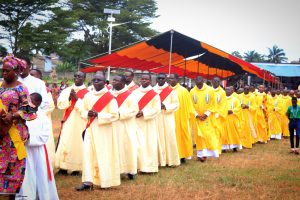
[159,86,173,103]
[138,89,157,111]
[62,88,89,122]
[128,84,139,92]
[116,90,131,108]
[43,145,52,181]
[86,91,114,128]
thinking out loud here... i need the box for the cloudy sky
[150,0,300,62]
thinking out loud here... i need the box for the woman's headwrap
[2,54,27,70]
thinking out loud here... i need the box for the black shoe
[57,169,68,175]
[71,171,80,176]
[180,158,186,164]
[222,150,227,153]
[233,148,238,152]
[197,157,206,162]
[128,173,136,180]
[75,184,93,191]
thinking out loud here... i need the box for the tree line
[231,45,289,64]
[0,0,158,71]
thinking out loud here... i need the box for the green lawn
[52,109,300,200]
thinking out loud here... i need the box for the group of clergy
[51,69,299,191]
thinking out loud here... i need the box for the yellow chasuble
[278,95,291,136]
[239,93,257,148]
[171,83,194,159]
[55,84,88,172]
[212,86,227,152]
[190,84,219,158]
[80,87,120,188]
[154,83,180,167]
[112,87,139,174]
[223,95,242,149]
[135,85,161,173]
[255,92,268,142]
[266,95,282,138]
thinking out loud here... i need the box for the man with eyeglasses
[55,71,89,176]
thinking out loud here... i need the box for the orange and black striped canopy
[82,30,274,81]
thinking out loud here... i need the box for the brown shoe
[295,150,299,155]
[290,149,295,153]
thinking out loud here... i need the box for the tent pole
[207,66,209,80]
[197,56,200,75]
[184,57,187,86]
[168,30,174,76]
[263,70,266,86]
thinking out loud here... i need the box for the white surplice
[17,110,59,200]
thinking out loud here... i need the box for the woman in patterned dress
[0,55,36,199]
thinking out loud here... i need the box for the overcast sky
[150,0,300,62]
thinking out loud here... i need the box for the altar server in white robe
[154,73,180,167]
[76,73,120,191]
[30,68,56,167]
[112,75,139,179]
[135,73,161,173]
[17,93,59,200]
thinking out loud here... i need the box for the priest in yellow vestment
[278,90,291,137]
[254,85,268,143]
[267,89,282,139]
[211,77,227,152]
[239,86,257,148]
[190,76,219,162]
[168,74,194,163]
[223,87,242,151]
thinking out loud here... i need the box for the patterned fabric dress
[0,84,36,194]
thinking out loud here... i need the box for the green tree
[243,50,265,62]
[0,0,60,53]
[266,45,287,63]
[68,0,158,57]
[231,51,243,59]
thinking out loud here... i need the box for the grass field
[52,109,300,200]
